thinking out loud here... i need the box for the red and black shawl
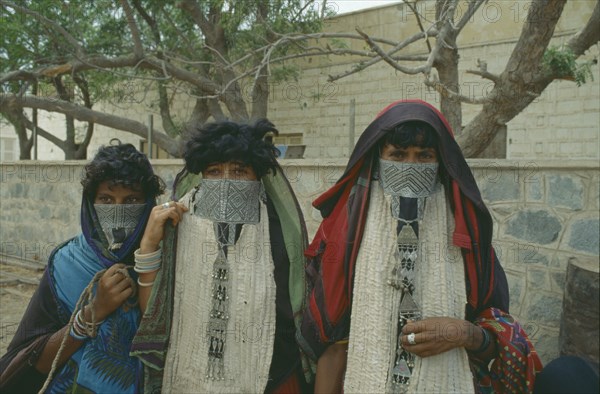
[298,100,510,359]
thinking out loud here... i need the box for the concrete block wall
[1,160,598,364]
[268,0,599,160]
[7,1,596,162]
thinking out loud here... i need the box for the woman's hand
[89,263,135,322]
[400,317,483,358]
[139,201,188,253]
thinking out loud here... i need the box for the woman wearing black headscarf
[0,143,165,393]
[298,100,542,393]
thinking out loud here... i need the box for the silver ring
[161,202,171,209]
[407,332,416,345]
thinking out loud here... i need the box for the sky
[330,0,401,15]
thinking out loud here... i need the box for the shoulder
[50,234,87,273]
[50,234,100,310]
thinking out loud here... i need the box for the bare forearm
[136,239,162,314]
[138,271,158,314]
[35,326,84,374]
[465,324,497,361]
[315,342,348,394]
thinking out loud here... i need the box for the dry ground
[0,262,42,355]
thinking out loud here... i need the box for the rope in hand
[38,267,137,394]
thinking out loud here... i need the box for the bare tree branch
[119,0,144,58]
[178,0,248,120]
[424,77,489,105]
[406,1,432,53]
[455,0,485,32]
[356,28,433,75]
[457,0,571,156]
[225,32,405,71]
[131,0,161,44]
[73,75,95,155]
[157,80,179,137]
[179,0,212,43]
[466,69,500,83]
[21,116,66,149]
[465,59,500,83]
[0,93,181,156]
[328,29,438,81]
[6,54,220,94]
[0,70,37,84]
[564,0,600,57]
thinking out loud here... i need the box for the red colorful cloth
[297,100,543,391]
[474,308,543,393]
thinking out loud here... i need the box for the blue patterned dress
[46,234,142,393]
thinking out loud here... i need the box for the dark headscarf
[298,100,509,359]
[0,148,159,391]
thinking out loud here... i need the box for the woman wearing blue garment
[0,142,168,393]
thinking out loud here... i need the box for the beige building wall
[1,0,597,161]
[267,0,599,160]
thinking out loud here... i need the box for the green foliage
[542,46,595,86]
[1,0,326,157]
[270,65,300,82]
[328,38,349,50]
[1,0,325,97]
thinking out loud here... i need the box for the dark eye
[419,150,436,161]
[126,196,143,204]
[97,196,113,204]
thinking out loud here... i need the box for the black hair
[379,120,449,184]
[184,119,280,179]
[81,141,165,200]
[380,120,439,149]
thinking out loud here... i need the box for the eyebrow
[97,191,144,197]
[391,146,431,151]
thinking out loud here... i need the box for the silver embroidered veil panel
[344,180,474,393]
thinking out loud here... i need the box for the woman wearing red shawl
[298,100,542,393]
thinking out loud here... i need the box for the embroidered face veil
[378,120,442,221]
[299,100,512,393]
[81,141,165,265]
[184,119,279,243]
[180,119,280,380]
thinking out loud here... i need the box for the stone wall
[1,160,598,363]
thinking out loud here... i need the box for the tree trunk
[54,76,78,159]
[435,44,462,135]
[250,1,271,121]
[431,1,463,136]
[457,0,569,157]
[250,65,270,120]
[3,109,32,160]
